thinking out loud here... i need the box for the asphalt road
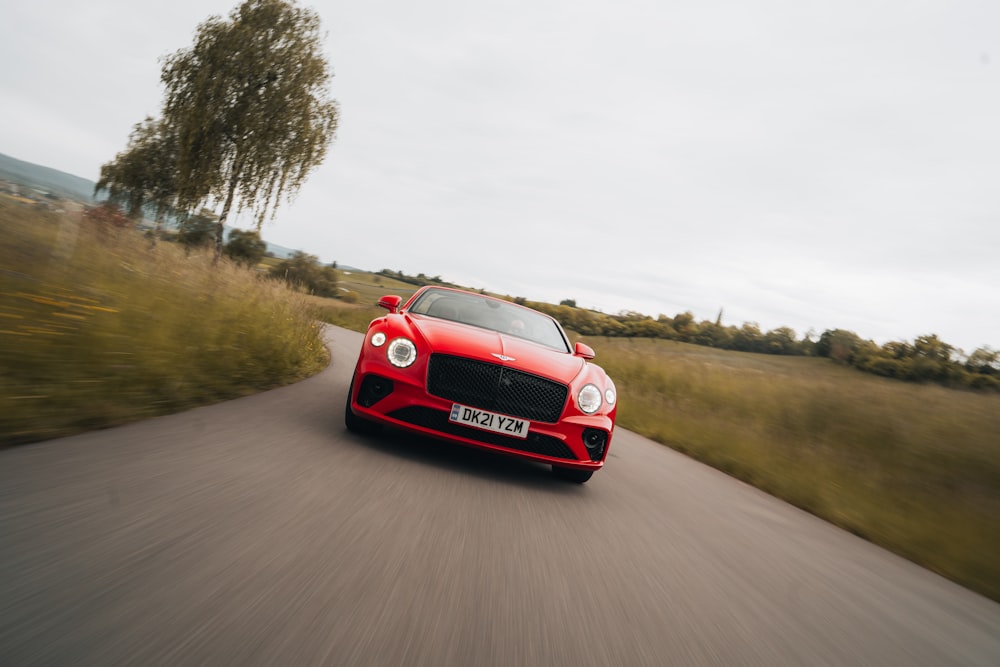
[2,325,999,666]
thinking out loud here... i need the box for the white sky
[2,0,998,352]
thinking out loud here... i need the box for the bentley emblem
[492,353,516,362]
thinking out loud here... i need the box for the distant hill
[0,152,322,261]
[0,152,97,202]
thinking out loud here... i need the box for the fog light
[359,375,394,407]
[582,428,608,461]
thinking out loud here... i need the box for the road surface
[2,325,999,665]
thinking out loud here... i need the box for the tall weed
[589,336,1000,600]
[0,199,327,444]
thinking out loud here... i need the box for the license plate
[449,404,529,439]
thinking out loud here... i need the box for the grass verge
[589,336,1000,602]
[0,198,328,444]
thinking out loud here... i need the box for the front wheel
[552,466,594,484]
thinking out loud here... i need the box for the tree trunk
[213,171,240,265]
[150,212,164,249]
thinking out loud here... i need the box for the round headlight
[371,331,387,347]
[605,384,616,405]
[387,337,417,367]
[578,384,602,414]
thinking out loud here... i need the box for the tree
[160,0,339,259]
[670,311,698,343]
[913,334,954,363]
[224,229,267,267]
[95,116,179,244]
[764,326,798,355]
[966,347,999,375]
[176,212,217,250]
[269,251,338,297]
[816,329,862,363]
[731,322,763,352]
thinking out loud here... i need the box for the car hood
[409,315,586,384]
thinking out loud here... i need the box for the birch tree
[95,116,178,244]
[160,0,338,259]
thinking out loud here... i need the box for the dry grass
[589,336,1000,601]
[0,198,327,444]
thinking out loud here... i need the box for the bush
[225,228,267,267]
[269,251,339,297]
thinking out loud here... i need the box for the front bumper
[348,364,613,471]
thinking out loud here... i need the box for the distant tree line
[364,269,999,391]
[375,269,459,289]
[524,301,999,392]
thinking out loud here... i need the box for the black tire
[344,383,382,435]
[551,466,594,484]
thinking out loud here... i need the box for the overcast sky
[2,0,998,352]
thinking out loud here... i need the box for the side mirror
[574,342,595,360]
[377,295,403,313]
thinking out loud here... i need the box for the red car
[345,286,617,483]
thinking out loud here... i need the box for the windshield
[408,288,571,353]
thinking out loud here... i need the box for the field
[587,336,1000,601]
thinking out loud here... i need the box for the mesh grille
[427,354,568,423]
[389,406,578,460]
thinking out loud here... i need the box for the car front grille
[426,354,568,423]
[388,406,578,460]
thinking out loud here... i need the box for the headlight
[387,337,417,367]
[605,384,616,405]
[371,332,387,347]
[578,384,602,414]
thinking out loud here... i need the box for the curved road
[2,325,999,666]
